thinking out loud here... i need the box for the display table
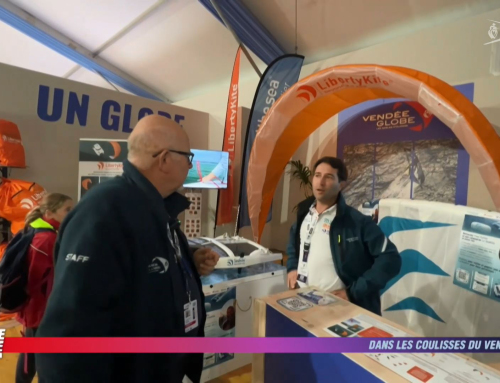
[200,261,287,382]
[252,287,500,383]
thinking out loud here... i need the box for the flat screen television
[183,149,229,189]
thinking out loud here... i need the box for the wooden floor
[207,364,252,383]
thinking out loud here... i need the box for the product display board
[203,286,236,369]
[78,139,127,199]
[378,199,500,363]
[252,288,500,383]
[453,214,500,301]
[200,262,286,383]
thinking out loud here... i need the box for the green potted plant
[287,160,312,211]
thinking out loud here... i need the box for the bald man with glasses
[36,115,219,383]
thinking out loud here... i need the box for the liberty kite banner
[216,47,242,226]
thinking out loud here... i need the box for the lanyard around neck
[166,222,193,302]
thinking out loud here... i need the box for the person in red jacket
[16,193,73,383]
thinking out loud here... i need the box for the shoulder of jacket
[32,229,57,240]
[31,230,57,252]
[344,205,372,224]
[80,178,137,208]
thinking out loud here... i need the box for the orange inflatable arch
[247,64,500,242]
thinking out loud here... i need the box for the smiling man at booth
[286,156,401,315]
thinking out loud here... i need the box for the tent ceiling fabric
[0,0,499,102]
[241,0,500,65]
[198,0,285,64]
[246,65,500,242]
[0,0,168,101]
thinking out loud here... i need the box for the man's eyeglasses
[152,149,194,165]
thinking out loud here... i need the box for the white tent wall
[175,7,500,251]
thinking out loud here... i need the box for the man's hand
[287,270,298,289]
[332,289,349,301]
[193,248,220,276]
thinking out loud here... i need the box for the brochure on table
[368,353,500,383]
[319,307,500,382]
[324,314,409,338]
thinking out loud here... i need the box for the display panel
[183,149,229,189]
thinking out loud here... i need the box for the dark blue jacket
[286,194,401,315]
[36,160,205,383]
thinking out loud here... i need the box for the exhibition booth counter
[253,287,500,383]
[200,261,287,382]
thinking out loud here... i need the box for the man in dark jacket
[286,157,401,315]
[36,115,219,383]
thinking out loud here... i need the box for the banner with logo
[337,83,474,210]
[238,54,304,230]
[378,199,500,365]
[216,47,242,226]
[0,62,209,201]
[78,139,127,199]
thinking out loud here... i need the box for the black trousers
[16,327,37,383]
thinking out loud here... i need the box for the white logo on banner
[485,20,500,45]
[93,144,104,156]
[20,198,34,210]
[2,135,21,144]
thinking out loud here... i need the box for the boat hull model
[188,235,283,269]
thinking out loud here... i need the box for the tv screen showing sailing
[183,149,229,189]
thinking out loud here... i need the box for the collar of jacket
[297,192,347,218]
[122,159,190,219]
[30,217,58,231]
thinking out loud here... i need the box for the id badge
[297,262,308,284]
[184,300,198,332]
[297,242,310,284]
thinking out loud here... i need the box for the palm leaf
[287,160,313,210]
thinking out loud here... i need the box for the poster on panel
[78,139,127,199]
[203,286,236,370]
[337,83,474,209]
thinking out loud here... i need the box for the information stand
[253,288,500,383]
